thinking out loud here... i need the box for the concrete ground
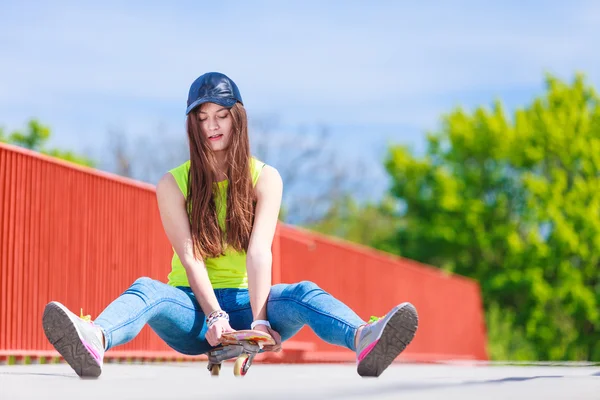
[1,362,598,400]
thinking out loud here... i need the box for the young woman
[42,72,418,379]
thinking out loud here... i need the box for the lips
[208,134,223,141]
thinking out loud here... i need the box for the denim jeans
[94,277,365,355]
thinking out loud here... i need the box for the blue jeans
[94,277,365,355]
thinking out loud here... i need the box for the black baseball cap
[186,72,243,115]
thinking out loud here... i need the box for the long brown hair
[186,102,255,259]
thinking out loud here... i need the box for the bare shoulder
[256,165,283,192]
[156,172,184,201]
[156,172,175,191]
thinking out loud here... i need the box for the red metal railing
[0,142,488,363]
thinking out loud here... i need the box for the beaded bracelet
[206,310,229,328]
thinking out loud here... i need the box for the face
[198,102,233,152]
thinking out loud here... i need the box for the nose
[207,117,219,132]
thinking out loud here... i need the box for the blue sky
[1,0,600,198]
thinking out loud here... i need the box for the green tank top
[167,157,266,289]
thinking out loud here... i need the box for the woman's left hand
[253,323,282,352]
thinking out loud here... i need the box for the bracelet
[251,320,271,329]
[206,310,229,329]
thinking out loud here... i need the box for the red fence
[0,142,488,363]
[274,226,488,361]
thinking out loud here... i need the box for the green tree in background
[383,73,599,361]
[0,119,95,167]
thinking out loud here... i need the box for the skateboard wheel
[210,364,221,377]
[233,354,249,377]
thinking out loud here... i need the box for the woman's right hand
[206,318,234,347]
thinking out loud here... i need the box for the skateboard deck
[220,329,276,346]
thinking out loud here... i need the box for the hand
[206,318,234,347]
[253,323,282,352]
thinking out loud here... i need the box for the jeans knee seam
[269,297,360,330]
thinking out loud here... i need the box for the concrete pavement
[1,362,598,399]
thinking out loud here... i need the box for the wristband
[206,310,229,328]
[251,320,271,329]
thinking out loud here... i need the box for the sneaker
[356,302,418,377]
[42,301,105,378]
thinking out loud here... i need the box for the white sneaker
[42,301,105,378]
[355,302,418,377]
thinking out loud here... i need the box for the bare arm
[155,173,221,315]
[246,165,283,322]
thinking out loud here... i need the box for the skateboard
[207,329,276,377]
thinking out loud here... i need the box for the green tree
[383,73,600,361]
[0,120,95,167]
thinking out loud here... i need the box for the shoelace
[80,308,92,323]
[369,315,383,323]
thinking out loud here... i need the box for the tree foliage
[383,74,600,360]
[0,120,95,167]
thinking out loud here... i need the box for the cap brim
[186,97,237,115]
